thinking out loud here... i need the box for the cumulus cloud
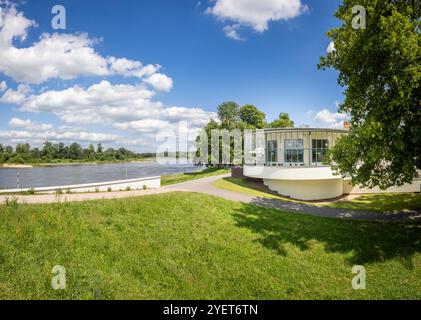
[9,117,53,131]
[207,0,307,39]
[143,73,173,92]
[327,41,335,54]
[0,3,167,84]
[4,80,216,139]
[0,3,215,151]
[314,109,347,129]
[223,24,243,40]
[0,80,7,92]
[0,84,30,104]
[0,129,121,144]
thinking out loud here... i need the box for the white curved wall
[243,165,341,180]
[0,176,161,194]
[343,179,421,194]
[264,178,344,201]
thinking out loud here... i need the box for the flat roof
[245,128,349,134]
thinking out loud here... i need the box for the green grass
[161,167,230,186]
[214,177,421,213]
[214,177,282,199]
[0,192,420,300]
[326,193,421,213]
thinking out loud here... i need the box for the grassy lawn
[214,177,421,213]
[161,167,230,186]
[326,193,421,213]
[0,192,420,299]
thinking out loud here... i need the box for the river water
[0,162,202,189]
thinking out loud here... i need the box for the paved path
[1,174,420,221]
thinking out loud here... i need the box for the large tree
[269,113,294,128]
[319,0,421,189]
[217,101,240,129]
[239,104,267,129]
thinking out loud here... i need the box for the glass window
[284,139,304,163]
[312,139,329,164]
[266,140,278,164]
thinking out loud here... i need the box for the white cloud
[327,41,335,54]
[0,84,30,104]
[5,80,216,138]
[0,129,121,144]
[0,3,167,84]
[0,3,36,47]
[223,24,243,40]
[9,117,53,131]
[0,3,216,151]
[314,109,347,129]
[207,0,307,39]
[0,80,7,91]
[143,73,173,92]
[114,119,171,133]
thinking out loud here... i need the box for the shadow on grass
[233,203,421,267]
[221,177,281,196]
[333,193,421,212]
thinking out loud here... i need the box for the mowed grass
[161,167,230,186]
[0,192,420,300]
[214,177,421,213]
[326,193,421,213]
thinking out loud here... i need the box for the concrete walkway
[1,174,420,221]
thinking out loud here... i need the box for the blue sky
[0,0,347,151]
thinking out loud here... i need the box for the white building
[243,126,420,201]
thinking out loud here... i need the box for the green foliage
[0,141,146,165]
[239,104,267,129]
[161,168,230,186]
[268,113,295,128]
[319,0,421,189]
[0,193,420,299]
[199,102,291,166]
[217,101,240,128]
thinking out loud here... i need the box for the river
[0,162,203,189]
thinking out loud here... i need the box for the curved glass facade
[244,128,348,167]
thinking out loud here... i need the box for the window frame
[284,139,304,164]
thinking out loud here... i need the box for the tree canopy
[319,0,421,189]
[269,113,295,128]
[199,101,294,165]
[239,104,267,129]
[0,142,147,164]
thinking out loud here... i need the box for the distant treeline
[0,142,155,164]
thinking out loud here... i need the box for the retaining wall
[0,176,161,194]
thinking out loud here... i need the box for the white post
[16,172,20,189]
